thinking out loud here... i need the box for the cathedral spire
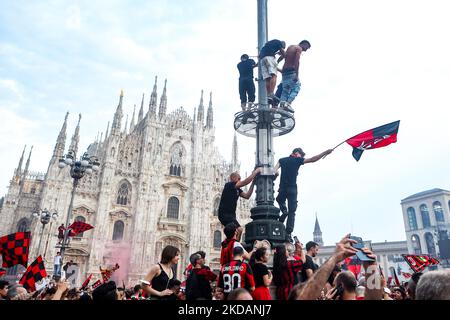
[193,107,197,123]
[124,114,129,134]
[68,114,81,157]
[232,132,239,170]
[138,93,144,122]
[206,91,213,128]
[197,90,204,124]
[105,121,110,141]
[111,90,123,135]
[15,145,26,180]
[130,104,136,132]
[23,146,33,178]
[313,213,324,246]
[149,76,158,115]
[52,112,69,159]
[158,79,167,118]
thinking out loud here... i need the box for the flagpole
[321,139,348,159]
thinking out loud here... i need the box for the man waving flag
[344,120,400,161]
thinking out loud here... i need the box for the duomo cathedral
[0,77,252,285]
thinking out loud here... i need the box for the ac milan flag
[100,263,120,283]
[19,255,47,292]
[0,268,6,277]
[81,273,93,290]
[92,279,102,289]
[0,231,30,268]
[68,221,94,236]
[346,120,400,161]
[402,254,439,273]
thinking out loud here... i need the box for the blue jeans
[280,71,301,104]
[54,264,61,276]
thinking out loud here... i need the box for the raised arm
[361,248,383,300]
[236,167,262,188]
[240,181,255,199]
[304,149,333,164]
[297,234,358,300]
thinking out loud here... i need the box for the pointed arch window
[112,220,125,241]
[117,181,131,205]
[433,201,445,223]
[213,197,220,216]
[167,197,180,219]
[169,143,183,177]
[420,204,431,228]
[213,230,222,249]
[17,218,30,232]
[407,207,418,231]
[74,216,86,238]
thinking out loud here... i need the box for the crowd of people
[2,229,449,301]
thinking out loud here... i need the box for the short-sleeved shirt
[279,156,304,188]
[300,255,318,282]
[218,182,243,221]
[218,260,255,295]
[259,39,284,58]
[252,263,269,288]
[54,255,62,265]
[237,59,256,79]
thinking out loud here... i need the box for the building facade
[401,188,450,267]
[0,78,252,285]
[312,216,411,283]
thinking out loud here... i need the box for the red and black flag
[0,267,6,277]
[81,273,93,290]
[389,266,400,286]
[402,254,439,273]
[0,231,30,268]
[19,255,47,292]
[92,279,102,289]
[100,263,120,283]
[68,221,94,236]
[345,120,400,161]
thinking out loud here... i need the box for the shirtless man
[279,40,311,113]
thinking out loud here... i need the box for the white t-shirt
[233,241,244,250]
[54,255,62,265]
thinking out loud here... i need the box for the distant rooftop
[401,188,449,202]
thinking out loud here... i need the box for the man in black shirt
[300,241,320,282]
[218,168,262,241]
[274,147,333,242]
[259,39,286,106]
[237,54,257,111]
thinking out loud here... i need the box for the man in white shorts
[258,39,286,106]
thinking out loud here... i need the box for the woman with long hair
[273,242,304,300]
[249,247,272,300]
[142,245,180,300]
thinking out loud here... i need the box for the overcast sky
[1,0,449,245]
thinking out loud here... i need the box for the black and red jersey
[276,259,303,300]
[220,238,236,266]
[218,259,255,295]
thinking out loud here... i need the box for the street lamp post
[234,0,295,246]
[32,209,59,258]
[57,151,100,264]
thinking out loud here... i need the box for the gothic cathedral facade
[0,77,251,285]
